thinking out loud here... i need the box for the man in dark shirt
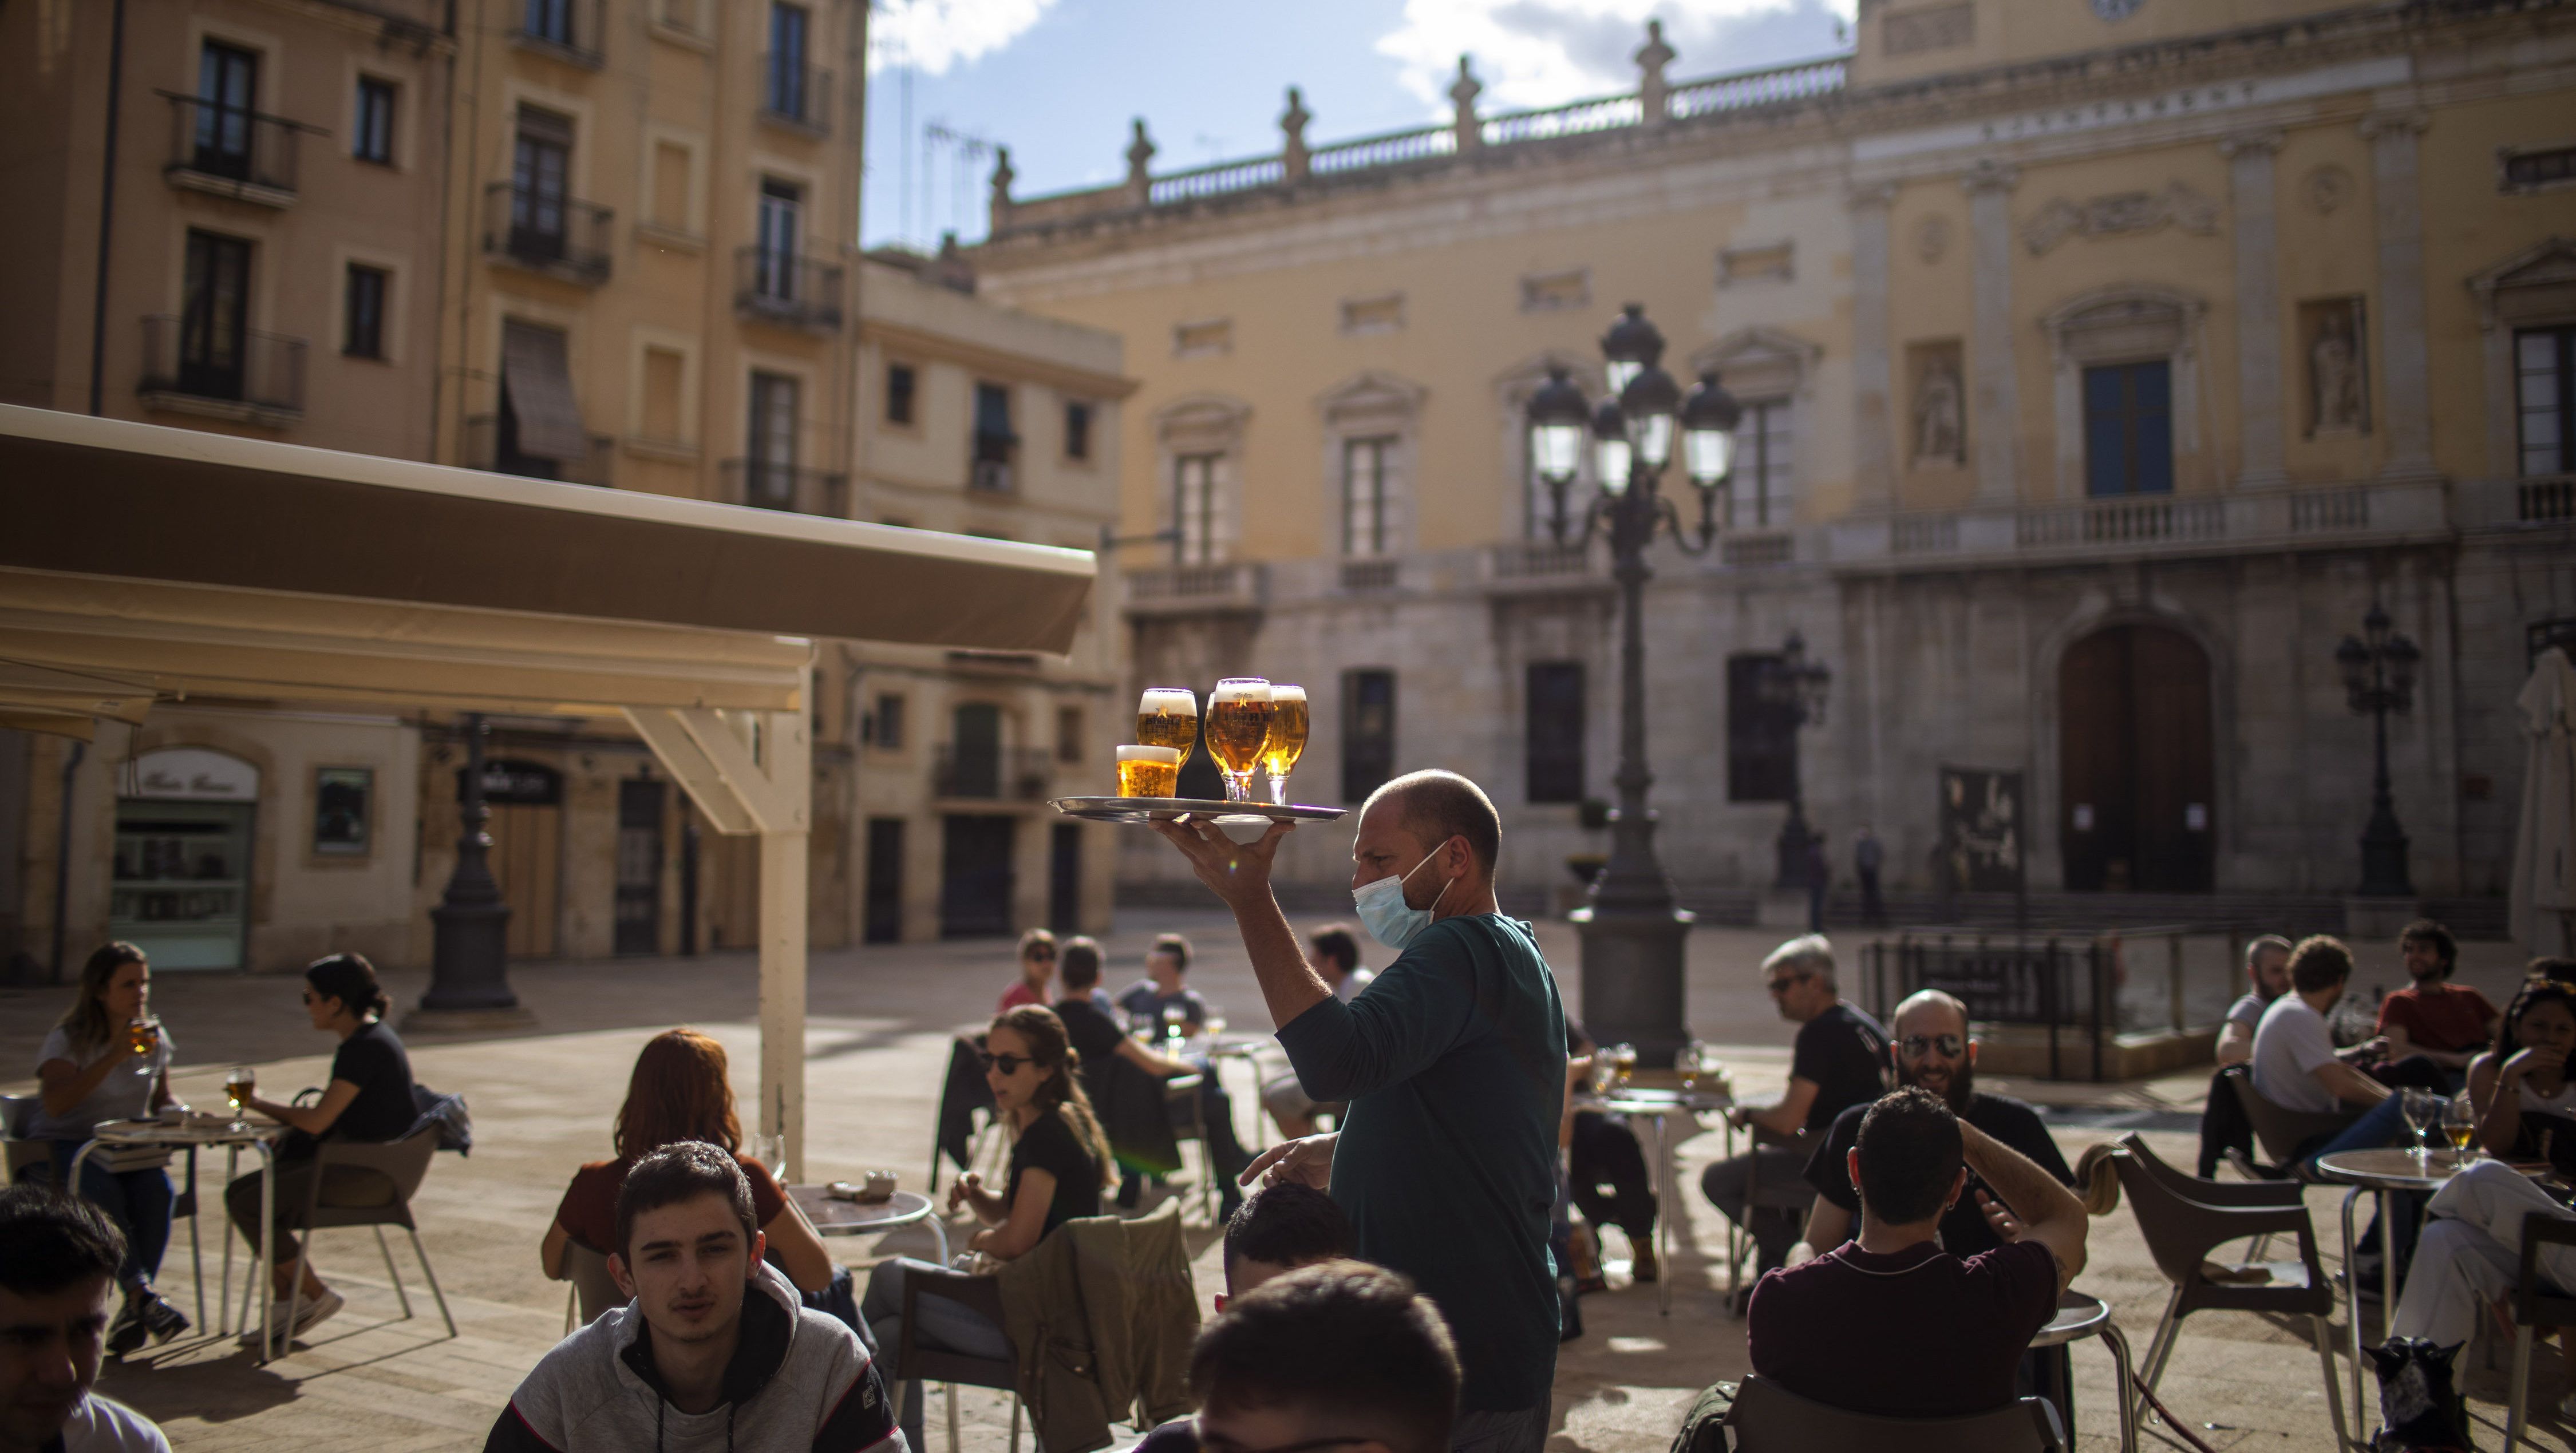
[1055,938,1249,1218]
[1117,935,1211,1035]
[1699,935,1885,1284]
[1748,1087,2087,1419]
[1153,770,1564,1453]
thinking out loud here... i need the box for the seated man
[487,1142,902,1453]
[2252,935,2422,1269]
[1060,939,1251,1218]
[2376,919,2499,1086]
[1261,925,1372,1139]
[1701,935,1887,1283]
[1748,1087,2085,1419]
[1219,1182,1353,1309]
[0,1185,171,1453]
[1564,1019,1658,1285]
[1119,934,1211,1035]
[1160,1262,1461,1453]
[2198,935,2294,1175]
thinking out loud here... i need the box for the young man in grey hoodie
[485,1142,903,1453]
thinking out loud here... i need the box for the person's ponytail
[305,953,390,1022]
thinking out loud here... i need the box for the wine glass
[224,1065,255,1133]
[2444,1092,2480,1163]
[2399,1089,2435,1165]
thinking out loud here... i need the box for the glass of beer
[1137,688,1200,774]
[1263,684,1309,805]
[127,1016,160,1058]
[224,1065,255,1131]
[1116,745,1181,798]
[1206,678,1277,803]
[2445,1092,2480,1161]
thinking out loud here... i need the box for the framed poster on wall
[313,767,373,857]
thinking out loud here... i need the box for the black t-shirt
[1053,996,1127,1069]
[1791,1003,1888,1134]
[284,1020,415,1161]
[1801,1091,2075,1257]
[1008,1108,1103,1238]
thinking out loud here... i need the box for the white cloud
[868,0,1058,77]
[1375,0,1847,112]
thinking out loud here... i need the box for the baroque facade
[970,0,2576,915]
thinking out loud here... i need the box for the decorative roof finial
[1125,118,1157,206]
[1281,86,1313,184]
[1450,56,1484,153]
[1635,19,1676,128]
[987,145,1016,231]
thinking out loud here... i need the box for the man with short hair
[1120,935,1210,1034]
[2378,919,2500,1075]
[0,1186,169,1453]
[2248,936,2424,1270]
[1748,1087,2087,1420]
[2217,936,2297,1069]
[1188,1262,1461,1453]
[1262,926,1373,1139]
[1057,939,1251,1218]
[1220,1182,1354,1308]
[1155,769,1566,1453]
[1700,935,1887,1284]
[486,1142,903,1452]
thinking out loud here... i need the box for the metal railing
[722,458,847,516]
[463,413,612,486]
[137,315,305,417]
[160,92,306,197]
[934,745,1055,801]
[1487,540,1595,580]
[511,0,606,66]
[1340,558,1401,592]
[1862,925,2243,1081]
[759,57,832,133]
[483,181,614,283]
[1721,530,1795,568]
[733,247,843,330]
[1665,56,1849,119]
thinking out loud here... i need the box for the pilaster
[2361,110,2439,482]
[1850,182,1900,512]
[1963,161,2021,505]
[2221,130,2289,490]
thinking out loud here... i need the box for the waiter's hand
[1149,815,1294,910]
[1240,1132,1337,1191]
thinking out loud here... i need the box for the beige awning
[501,320,588,462]
[0,404,1095,652]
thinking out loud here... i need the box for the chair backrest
[1723,1375,2063,1452]
[565,1242,626,1324]
[2111,1133,2304,1209]
[2222,1065,2353,1167]
[313,1127,440,1203]
[898,1264,1015,1390]
[0,1094,37,1141]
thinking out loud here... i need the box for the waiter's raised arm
[1150,817,1331,1027]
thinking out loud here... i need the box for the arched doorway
[2059,624,2215,892]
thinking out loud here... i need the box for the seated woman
[32,941,188,1352]
[539,1027,833,1294]
[224,954,418,1347]
[863,1005,1109,1450]
[2467,978,2576,1163]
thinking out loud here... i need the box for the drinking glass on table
[1206,678,1278,804]
[2444,1092,2480,1162]
[1608,1043,1638,1090]
[1676,1039,1708,1091]
[1262,684,1308,805]
[745,1132,784,1171]
[2400,1089,2436,1164]
[1137,688,1201,773]
[224,1065,255,1132]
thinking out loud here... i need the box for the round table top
[2032,1290,2111,1348]
[2314,1147,2480,1191]
[90,1115,282,1148]
[1575,1086,1735,1115]
[787,1186,937,1237]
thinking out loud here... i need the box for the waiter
[1155,769,1566,1453]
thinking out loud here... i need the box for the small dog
[2367,1337,2470,1452]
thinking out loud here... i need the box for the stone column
[1850,182,1899,511]
[1964,161,2021,505]
[2362,110,2437,481]
[2221,130,2289,489]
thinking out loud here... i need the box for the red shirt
[2377,983,2499,1054]
[998,980,1047,1013]
[554,1152,788,1255]
[1748,1238,2059,1418]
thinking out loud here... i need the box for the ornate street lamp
[1760,631,1834,888]
[2338,604,2420,897]
[1524,306,1740,1059]
[411,713,532,1028]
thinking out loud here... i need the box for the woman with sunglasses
[998,928,1059,1013]
[223,954,417,1349]
[861,1005,1112,1449]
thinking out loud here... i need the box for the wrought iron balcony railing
[160,92,308,201]
[137,315,305,421]
[934,745,1056,801]
[511,0,606,67]
[734,247,844,331]
[723,458,848,516]
[483,181,614,284]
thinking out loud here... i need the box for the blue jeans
[2302,1095,2424,1267]
[862,1256,1012,1451]
[49,1141,172,1289]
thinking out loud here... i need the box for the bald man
[1795,991,2073,1262]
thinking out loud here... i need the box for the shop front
[112,747,258,970]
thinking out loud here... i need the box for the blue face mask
[1353,843,1455,953]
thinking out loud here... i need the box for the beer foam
[1211,678,1271,703]
[1117,745,1182,763]
[1270,683,1307,702]
[1140,687,1197,713]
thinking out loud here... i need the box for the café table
[71,1113,287,1361]
[2314,1146,2478,1442]
[787,1184,949,1264]
[1570,1082,1736,1316]
[2033,1289,2137,1453]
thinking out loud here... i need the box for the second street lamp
[1762,631,1833,889]
[1524,305,1739,1059]
[2338,603,2420,898]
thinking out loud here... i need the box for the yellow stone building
[972,0,2576,922]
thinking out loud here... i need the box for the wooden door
[487,802,560,958]
[940,815,1016,939]
[2059,625,2213,892]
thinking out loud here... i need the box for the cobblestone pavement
[2,915,2559,1451]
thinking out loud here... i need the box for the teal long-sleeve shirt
[1272,913,1568,1413]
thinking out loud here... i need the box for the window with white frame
[1342,436,1397,557]
[1729,399,1795,529]
[1175,453,1224,564]
[2521,326,2575,476]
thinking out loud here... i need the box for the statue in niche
[1915,359,1966,464]
[2311,307,2365,434]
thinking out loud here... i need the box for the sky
[860,0,1857,252]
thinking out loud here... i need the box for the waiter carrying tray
[1153,769,1567,1453]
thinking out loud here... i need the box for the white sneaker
[238,1289,343,1351]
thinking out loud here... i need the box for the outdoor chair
[896,1264,1026,1453]
[1726,1141,1816,1311]
[2504,1212,2576,1451]
[2224,1066,2357,1178]
[274,1127,456,1347]
[1,1094,49,1183]
[1722,1373,2066,1452]
[560,1241,623,1333]
[2100,1133,2350,1448]
[1165,1072,1218,1227]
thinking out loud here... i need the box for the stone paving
[2,914,2566,1452]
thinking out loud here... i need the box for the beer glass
[1136,688,1200,773]
[1263,684,1309,805]
[1205,678,1277,803]
[1116,745,1180,798]
[225,1065,255,1132]
[1609,1043,1638,1089]
[2445,1093,2479,1160]
[128,1016,160,1058]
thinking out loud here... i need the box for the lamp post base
[1572,904,1694,1063]
[418,900,523,1014]
[2357,821,2413,901]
